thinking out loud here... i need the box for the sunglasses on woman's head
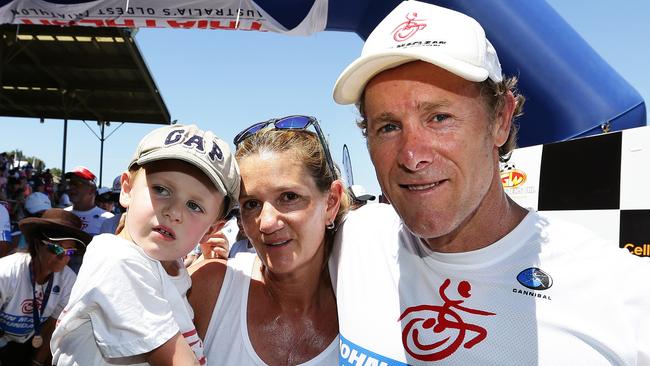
[233,115,337,178]
[42,240,77,257]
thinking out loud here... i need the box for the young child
[51,125,240,365]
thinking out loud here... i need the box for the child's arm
[147,332,199,366]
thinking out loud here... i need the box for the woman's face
[37,239,78,274]
[238,151,335,275]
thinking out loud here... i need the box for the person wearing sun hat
[7,191,54,256]
[0,209,91,365]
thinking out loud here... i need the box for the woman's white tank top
[202,252,339,365]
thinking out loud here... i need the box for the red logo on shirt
[21,291,43,314]
[392,12,427,42]
[398,279,495,361]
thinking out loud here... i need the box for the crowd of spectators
[0,152,121,259]
[1,153,69,255]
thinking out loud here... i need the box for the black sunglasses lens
[275,116,311,129]
[235,123,266,145]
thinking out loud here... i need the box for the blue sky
[1,0,649,197]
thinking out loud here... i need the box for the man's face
[66,177,95,208]
[363,61,510,249]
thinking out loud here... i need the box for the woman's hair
[235,129,351,257]
[28,233,41,259]
[356,75,526,163]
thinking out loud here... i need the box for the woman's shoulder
[189,258,228,289]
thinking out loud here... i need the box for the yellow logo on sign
[624,243,650,257]
[501,169,527,188]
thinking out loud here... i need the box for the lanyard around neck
[29,263,54,336]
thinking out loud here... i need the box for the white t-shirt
[98,213,122,235]
[0,252,76,347]
[0,204,10,242]
[64,206,114,236]
[204,252,339,365]
[330,205,650,366]
[51,234,206,365]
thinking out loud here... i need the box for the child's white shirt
[51,234,205,365]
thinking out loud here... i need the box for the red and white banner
[0,0,327,34]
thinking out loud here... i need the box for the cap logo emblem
[164,128,223,162]
[392,12,427,42]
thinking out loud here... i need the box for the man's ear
[493,91,516,148]
[118,172,133,208]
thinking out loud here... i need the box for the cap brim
[134,151,230,200]
[19,217,93,249]
[64,172,95,184]
[356,194,376,201]
[333,49,490,105]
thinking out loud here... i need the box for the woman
[0,208,91,365]
[189,115,349,365]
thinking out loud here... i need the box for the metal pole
[62,119,68,174]
[99,121,105,186]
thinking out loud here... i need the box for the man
[64,166,113,236]
[330,2,649,365]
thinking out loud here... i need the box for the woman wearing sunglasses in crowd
[189,115,349,365]
[0,208,91,365]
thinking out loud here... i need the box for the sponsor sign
[0,0,327,35]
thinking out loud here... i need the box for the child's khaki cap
[129,124,240,216]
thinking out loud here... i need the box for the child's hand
[199,230,229,260]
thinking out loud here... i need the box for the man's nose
[397,125,434,172]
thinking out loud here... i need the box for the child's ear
[200,219,226,244]
[118,172,133,208]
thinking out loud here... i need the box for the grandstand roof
[0,24,170,125]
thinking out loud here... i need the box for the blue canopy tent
[262,0,646,147]
[0,0,645,148]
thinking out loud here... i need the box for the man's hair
[356,75,525,163]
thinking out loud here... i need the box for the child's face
[119,160,225,261]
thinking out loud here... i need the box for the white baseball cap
[350,184,376,202]
[333,0,503,105]
[129,124,241,216]
[25,192,52,215]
